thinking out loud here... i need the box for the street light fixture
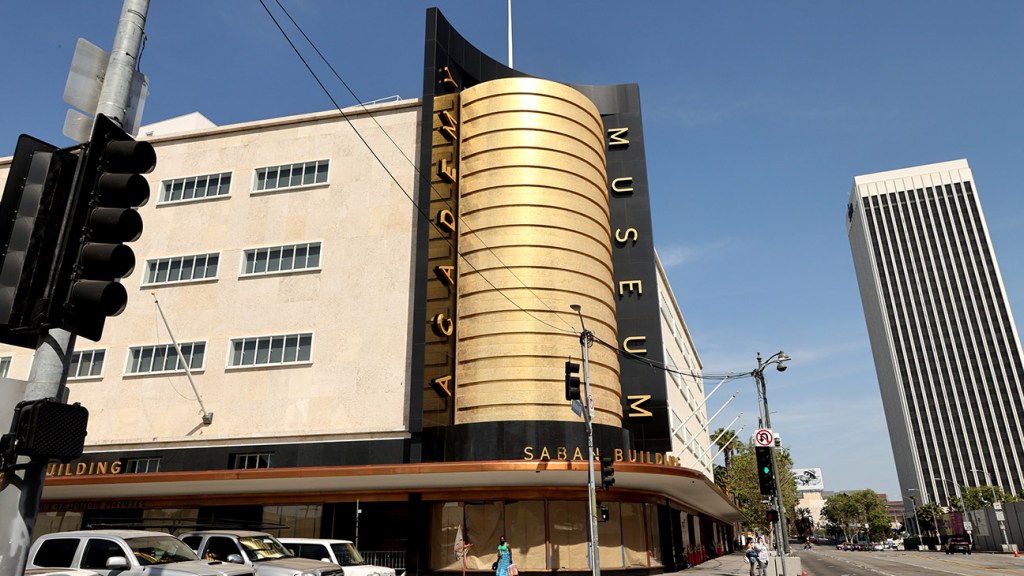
[751,351,791,576]
[570,304,600,576]
[969,467,1008,550]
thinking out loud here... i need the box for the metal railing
[362,551,406,572]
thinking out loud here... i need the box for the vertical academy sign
[575,84,671,453]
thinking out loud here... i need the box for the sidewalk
[662,552,801,576]
[662,552,753,576]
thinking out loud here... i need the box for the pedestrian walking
[752,536,769,576]
[494,535,514,576]
[744,542,758,576]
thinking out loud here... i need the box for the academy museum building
[0,9,741,575]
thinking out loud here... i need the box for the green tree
[794,507,814,540]
[961,485,1019,510]
[821,490,890,542]
[711,427,740,469]
[915,502,944,537]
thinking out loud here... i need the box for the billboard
[793,468,825,491]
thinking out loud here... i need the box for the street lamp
[751,351,790,576]
[570,304,600,576]
[970,467,1008,550]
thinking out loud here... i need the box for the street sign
[964,521,973,531]
[570,398,583,417]
[587,393,594,418]
[754,428,774,447]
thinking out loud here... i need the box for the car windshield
[330,543,365,566]
[127,536,200,565]
[238,536,292,561]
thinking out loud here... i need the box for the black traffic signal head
[0,135,78,348]
[599,505,610,522]
[767,509,779,523]
[755,446,776,495]
[600,456,615,489]
[564,360,581,401]
[52,113,155,341]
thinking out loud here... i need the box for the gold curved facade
[455,77,621,426]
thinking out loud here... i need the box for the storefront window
[143,508,199,531]
[430,501,465,570]
[264,505,322,537]
[33,510,83,538]
[597,502,624,567]
[548,500,587,570]
[621,503,647,567]
[504,501,545,570]
[645,503,662,567]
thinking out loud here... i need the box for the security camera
[776,362,787,372]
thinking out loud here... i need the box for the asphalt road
[796,547,1024,576]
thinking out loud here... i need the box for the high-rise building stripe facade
[848,159,1024,505]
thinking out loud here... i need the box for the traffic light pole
[580,327,601,576]
[754,352,789,576]
[0,3,149,575]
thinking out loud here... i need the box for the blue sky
[4,1,1024,499]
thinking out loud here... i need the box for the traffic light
[564,360,581,401]
[600,456,615,489]
[599,505,610,522]
[0,399,89,469]
[755,446,776,495]
[0,135,78,348]
[50,113,155,341]
[766,509,779,523]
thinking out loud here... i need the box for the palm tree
[711,427,740,469]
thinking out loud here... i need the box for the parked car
[871,543,885,552]
[278,538,396,576]
[945,537,971,555]
[27,530,256,576]
[25,565,100,569]
[178,531,343,576]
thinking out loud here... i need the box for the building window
[241,243,321,276]
[126,342,206,375]
[233,452,272,469]
[228,333,313,368]
[253,160,329,193]
[144,253,219,285]
[0,357,11,378]
[160,172,231,203]
[69,350,105,379]
[123,457,161,473]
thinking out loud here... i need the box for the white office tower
[847,159,1024,506]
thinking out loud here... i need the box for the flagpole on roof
[507,0,514,68]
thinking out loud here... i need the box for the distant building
[847,159,1024,506]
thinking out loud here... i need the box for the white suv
[27,530,255,576]
[278,539,396,576]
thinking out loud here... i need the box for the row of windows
[143,243,321,286]
[68,333,313,379]
[158,160,330,204]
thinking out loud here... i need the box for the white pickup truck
[278,538,397,576]
[27,530,256,576]
[178,531,343,576]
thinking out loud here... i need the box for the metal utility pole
[571,304,600,576]
[752,351,791,576]
[0,2,149,574]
